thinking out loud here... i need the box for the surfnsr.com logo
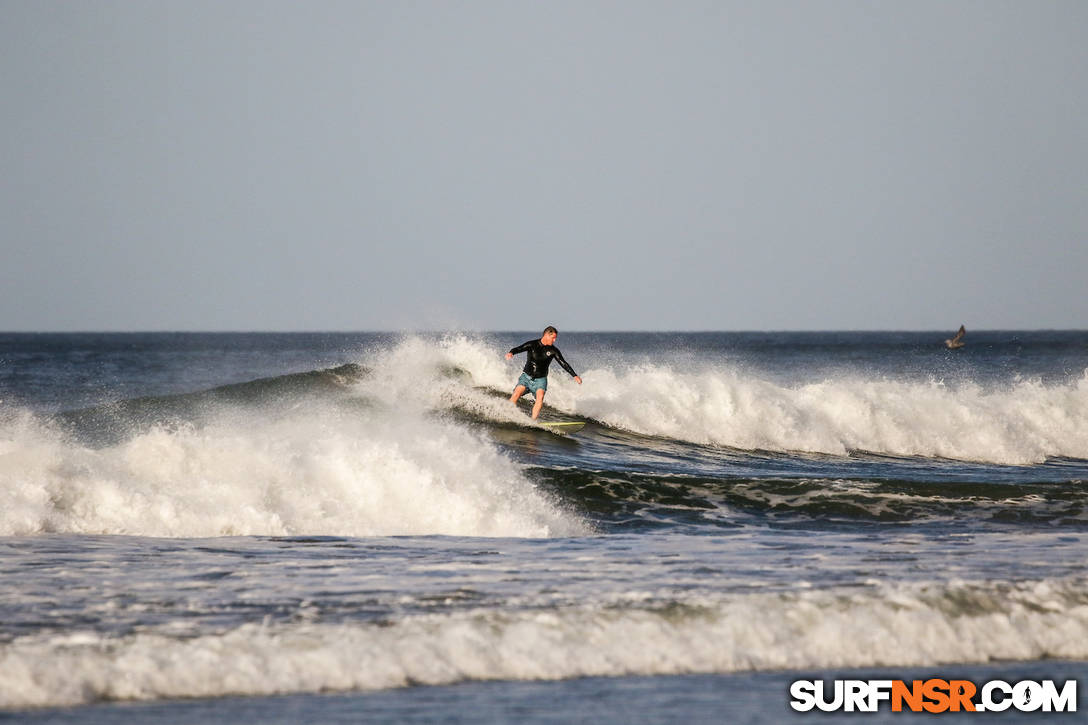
[790,679,1077,713]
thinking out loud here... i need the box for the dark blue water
[1,332,1086,720]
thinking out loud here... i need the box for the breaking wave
[3,335,1085,538]
[0,402,585,539]
[3,577,1086,708]
[425,336,1088,465]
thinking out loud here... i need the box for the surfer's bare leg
[532,389,546,420]
[509,385,527,404]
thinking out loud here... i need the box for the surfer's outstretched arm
[506,341,534,358]
[553,348,582,384]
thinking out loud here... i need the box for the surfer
[505,326,582,420]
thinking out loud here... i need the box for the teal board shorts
[516,372,548,397]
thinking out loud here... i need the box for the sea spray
[0,404,585,538]
[557,367,1088,464]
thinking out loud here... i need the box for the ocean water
[1,331,1086,722]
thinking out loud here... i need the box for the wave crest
[0,405,585,539]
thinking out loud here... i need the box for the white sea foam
[0,403,584,539]
[567,367,1088,464]
[430,336,1088,465]
[3,577,1086,708]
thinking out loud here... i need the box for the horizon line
[1,328,1085,335]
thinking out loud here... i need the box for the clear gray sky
[2,1,1086,331]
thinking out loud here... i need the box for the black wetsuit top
[509,340,577,379]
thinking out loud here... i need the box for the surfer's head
[541,326,558,345]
